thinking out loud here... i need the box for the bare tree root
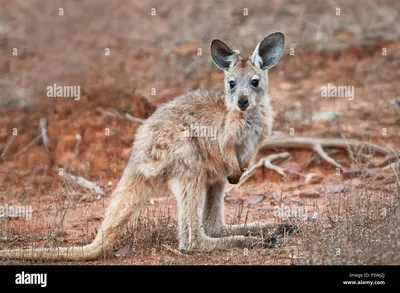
[260,137,393,157]
[227,152,290,192]
[228,136,395,192]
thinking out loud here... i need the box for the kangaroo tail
[0,167,151,261]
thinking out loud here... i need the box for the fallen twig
[65,173,105,199]
[227,152,322,192]
[1,135,15,157]
[226,152,291,192]
[3,118,54,159]
[375,153,400,168]
[304,173,321,184]
[7,134,42,158]
[261,136,393,170]
[342,168,380,180]
[96,107,119,117]
[228,136,394,191]
[96,106,145,124]
[312,143,342,169]
[39,118,50,153]
[124,113,145,123]
[73,134,82,158]
[261,137,393,156]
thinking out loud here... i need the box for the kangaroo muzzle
[237,97,249,110]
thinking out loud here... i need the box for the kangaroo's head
[211,32,284,112]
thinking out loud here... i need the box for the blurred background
[2,0,400,105]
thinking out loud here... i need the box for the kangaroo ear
[210,39,239,71]
[251,32,285,70]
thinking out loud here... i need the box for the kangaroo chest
[236,113,268,162]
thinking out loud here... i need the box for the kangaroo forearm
[224,147,241,173]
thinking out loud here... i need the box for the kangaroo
[0,32,294,261]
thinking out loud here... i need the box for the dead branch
[227,152,322,192]
[261,137,393,155]
[65,173,105,199]
[261,136,393,170]
[96,106,145,124]
[124,113,145,123]
[312,143,343,169]
[7,134,42,158]
[73,134,82,158]
[0,135,15,157]
[228,136,394,192]
[226,152,291,192]
[342,168,380,180]
[375,153,400,168]
[2,118,54,159]
[39,118,50,153]
[96,107,119,117]
[304,173,321,184]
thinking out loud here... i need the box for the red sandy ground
[0,42,399,265]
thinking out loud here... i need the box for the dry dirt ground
[0,0,399,265]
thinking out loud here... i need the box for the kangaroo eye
[251,79,259,87]
[229,80,236,89]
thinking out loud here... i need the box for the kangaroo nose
[237,98,249,110]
